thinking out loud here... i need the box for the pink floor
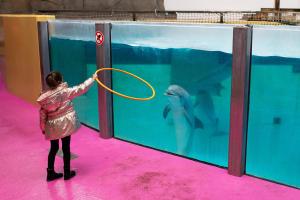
[1,70,300,200]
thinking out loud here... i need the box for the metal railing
[35,10,300,25]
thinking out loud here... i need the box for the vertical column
[37,21,50,91]
[275,0,280,11]
[96,23,113,139]
[274,0,281,22]
[228,26,252,176]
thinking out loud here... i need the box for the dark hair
[46,71,63,89]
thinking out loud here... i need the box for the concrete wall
[0,0,32,13]
[0,0,165,12]
[1,0,300,12]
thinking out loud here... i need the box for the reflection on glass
[111,24,232,167]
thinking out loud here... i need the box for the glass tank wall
[111,23,233,167]
[246,26,300,188]
[48,20,99,129]
[45,19,300,185]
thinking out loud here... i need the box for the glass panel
[111,23,233,167]
[48,20,99,130]
[247,26,300,188]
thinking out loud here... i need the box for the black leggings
[48,136,71,170]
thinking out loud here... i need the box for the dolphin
[170,49,231,95]
[170,51,231,133]
[193,63,228,126]
[163,85,203,155]
[190,59,231,136]
[185,59,231,96]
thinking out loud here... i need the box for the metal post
[275,0,280,11]
[37,21,51,91]
[275,0,281,22]
[95,23,113,139]
[228,26,253,176]
[133,13,137,21]
[220,12,224,23]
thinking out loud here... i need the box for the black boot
[47,168,63,182]
[64,168,76,180]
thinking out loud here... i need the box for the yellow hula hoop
[95,68,156,101]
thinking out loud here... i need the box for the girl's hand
[92,73,98,80]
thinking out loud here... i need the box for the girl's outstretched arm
[66,74,97,100]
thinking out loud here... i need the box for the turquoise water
[111,43,232,167]
[246,55,300,188]
[49,37,99,130]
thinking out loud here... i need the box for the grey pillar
[275,0,280,11]
[37,21,51,91]
[96,23,113,139]
[228,26,253,176]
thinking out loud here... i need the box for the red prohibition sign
[96,31,104,46]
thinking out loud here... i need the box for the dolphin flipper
[163,104,171,119]
[182,110,204,130]
[194,117,204,129]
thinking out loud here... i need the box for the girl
[37,71,97,181]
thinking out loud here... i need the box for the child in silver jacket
[37,71,97,181]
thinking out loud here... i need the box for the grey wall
[0,0,165,13]
[0,0,32,12]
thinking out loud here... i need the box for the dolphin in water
[163,85,203,155]
[184,59,231,96]
[184,59,231,136]
[171,51,231,136]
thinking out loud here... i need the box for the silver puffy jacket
[37,78,94,140]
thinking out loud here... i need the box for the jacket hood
[37,82,68,111]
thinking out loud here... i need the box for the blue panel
[48,20,99,130]
[247,26,300,188]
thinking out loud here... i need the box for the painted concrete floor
[0,72,300,200]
